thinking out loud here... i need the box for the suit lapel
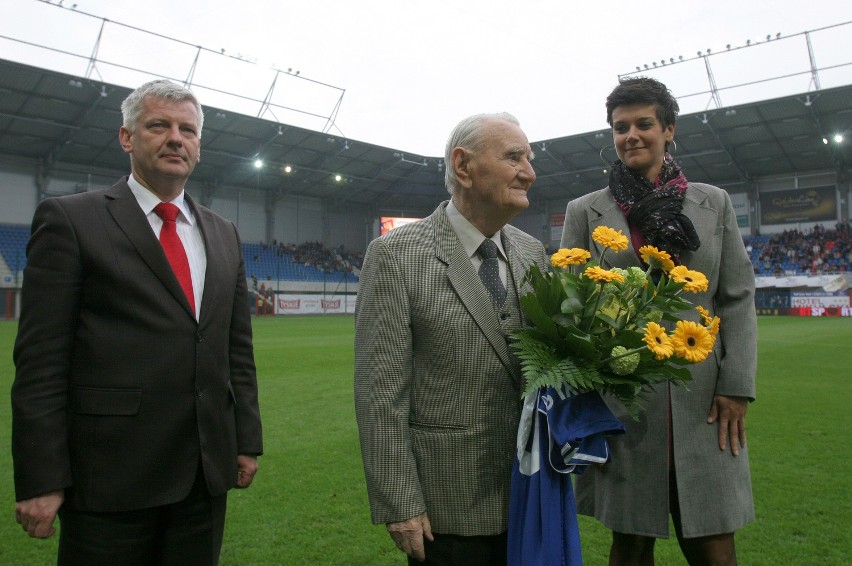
[104,179,195,319]
[504,229,536,303]
[432,204,515,375]
[186,195,215,323]
[502,229,537,387]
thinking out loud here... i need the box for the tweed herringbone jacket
[354,201,547,535]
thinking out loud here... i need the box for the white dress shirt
[127,175,207,320]
[446,199,507,287]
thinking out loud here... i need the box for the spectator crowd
[745,221,852,276]
[268,240,364,273]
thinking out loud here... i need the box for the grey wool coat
[561,182,757,538]
[354,201,547,535]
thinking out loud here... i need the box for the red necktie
[154,202,195,314]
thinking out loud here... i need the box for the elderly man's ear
[451,147,474,189]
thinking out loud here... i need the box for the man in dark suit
[354,113,547,565]
[11,79,263,565]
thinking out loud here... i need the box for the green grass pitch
[1,315,850,565]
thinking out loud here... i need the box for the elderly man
[12,79,262,565]
[355,113,547,565]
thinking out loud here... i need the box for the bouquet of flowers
[512,226,720,420]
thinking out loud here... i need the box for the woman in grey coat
[561,77,757,566]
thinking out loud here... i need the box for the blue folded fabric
[508,387,625,566]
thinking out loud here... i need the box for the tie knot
[478,238,499,260]
[154,202,180,223]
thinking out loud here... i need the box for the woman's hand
[707,395,749,455]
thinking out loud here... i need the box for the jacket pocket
[71,387,142,415]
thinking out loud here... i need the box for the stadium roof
[1,57,850,214]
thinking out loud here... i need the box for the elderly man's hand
[387,512,434,562]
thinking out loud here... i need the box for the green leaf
[511,332,603,398]
[519,292,559,341]
[596,312,620,330]
[562,330,599,360]
[561,296,585,315]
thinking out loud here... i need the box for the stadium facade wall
[0,155,359,250]
[0,165,38,226]
[2,154,849,254]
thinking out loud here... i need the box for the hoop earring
[599,145,616,167]
[669,139,677,153]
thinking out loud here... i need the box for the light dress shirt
[446,199,507,288]
[128,174,207,320]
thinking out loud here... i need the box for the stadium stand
[745,221,852,276]
[4,221,849,281]
[0,224,29,274]
[1,224,362,286]
[243,241,361,284]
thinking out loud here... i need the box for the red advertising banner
[380,217,420,235]
[550,212,565,244]
[757,306,852,317]
[274,294,356,315]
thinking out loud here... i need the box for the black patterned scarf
[609,153,700,261]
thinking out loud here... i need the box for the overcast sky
[2,0,851,156]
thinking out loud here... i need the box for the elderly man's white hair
[443,112,520,194]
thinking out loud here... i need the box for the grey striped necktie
[478,238,506,306]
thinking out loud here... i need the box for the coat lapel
[677,184,712,268]
[432,204,515,374]
[587,190,641,269]
[104,179,195,319]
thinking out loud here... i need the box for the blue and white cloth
[508,386,625,566]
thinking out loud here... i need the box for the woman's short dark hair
[605,77,679,128]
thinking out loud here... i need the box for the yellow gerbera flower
[706,315,721,337]
[671,320,714,362]
[638,245,675,272]
[551,248,591,268]
[592,226,629,252]
[584,266,626,283]
[643,322,674,360]
[669,265,709,293]
[694,306,720,336]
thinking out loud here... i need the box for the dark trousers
[408,532,508,566]
[57,467,227,566]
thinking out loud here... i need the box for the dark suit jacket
[354,202,547,535]
[12,178,263,512]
